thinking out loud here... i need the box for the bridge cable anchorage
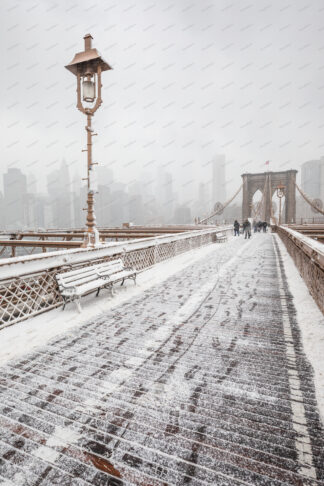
[198,184,243,224]
[295,182,324,216]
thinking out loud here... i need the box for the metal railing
[0,227,231,329]
[275,225,324,314]
[0,225,214,259]
[295,217,324,224]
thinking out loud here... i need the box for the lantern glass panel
[83,80,95,102]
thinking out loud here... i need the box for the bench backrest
[56,258,125,288]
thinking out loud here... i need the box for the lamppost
[65,34,112,247]
[276,183,285,225]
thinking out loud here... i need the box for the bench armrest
[96,271,111,280]
[59,283,77,294]
[125,266,136,272]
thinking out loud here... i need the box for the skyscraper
[3,168,27,229]
[97,165,114,187]
[27,173,37,194]
[47,160,72,228]
[212,155,226,205]
[156,168,174,222]
[301,158,324,201]
[0,191,5,229]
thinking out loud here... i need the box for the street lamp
[276,183,285,225]
[65,34,112,247]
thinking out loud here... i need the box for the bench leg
[125,274,136,286]
[120,278,125,286]
[96,287,101,297]
[62,297,66,311]
[75,297,82,313]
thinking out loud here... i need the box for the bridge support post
[285,170,297,224]
[242,174,251,220]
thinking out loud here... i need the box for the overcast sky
[1,0,324,203]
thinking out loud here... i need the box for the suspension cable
[295,182,324,216]
[199,184,242,224]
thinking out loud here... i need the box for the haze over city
[2,0,324,227]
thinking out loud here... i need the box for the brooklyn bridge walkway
[0,234,323,485]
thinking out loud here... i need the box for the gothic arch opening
[251,189,263,220]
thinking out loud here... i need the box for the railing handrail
[275,225,324,270]
[0,227,231,282]
[275,224,324,314]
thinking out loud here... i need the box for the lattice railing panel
[0,228,231,329]
[0,270,61,326]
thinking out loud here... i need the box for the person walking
[263,221,268,233]
[234,220,240,236]
[243,219,251,239]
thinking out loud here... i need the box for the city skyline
[0,154,230,230]
[1,155,323,231]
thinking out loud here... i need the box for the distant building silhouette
[110,189,128,226]
[174,205,191,224]
[301,158,324,201]
[97,165,114,187]
[0,192,5,229]
[298,158,324,221]
[71,172,83,228]
[47,160,72,228]
[27,173,37,194]
[212,155,226,205]
[96,185,111,227]
[3,168,27,229]
[157,169,174,223]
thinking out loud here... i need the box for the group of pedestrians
[233,219,268,240]
[254,221,268,233]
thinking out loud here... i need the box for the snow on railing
[0,227,232,329]
[275,225,324,314]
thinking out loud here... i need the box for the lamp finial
[84,34,93,51]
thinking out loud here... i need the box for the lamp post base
[82,228,101,248]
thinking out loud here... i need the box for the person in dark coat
[263,221,268,233]
[243,219,251,239]
[234,220,240,236]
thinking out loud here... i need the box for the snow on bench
[56,259,136,312]
[216,232,227,243]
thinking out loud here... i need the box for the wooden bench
[56,258,136,312]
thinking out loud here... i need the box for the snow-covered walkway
[0,234,323,485]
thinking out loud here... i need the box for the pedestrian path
[0,234,323,485]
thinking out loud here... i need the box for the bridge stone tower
[241,170,297,223]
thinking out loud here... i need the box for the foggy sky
[1,0,324,203]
